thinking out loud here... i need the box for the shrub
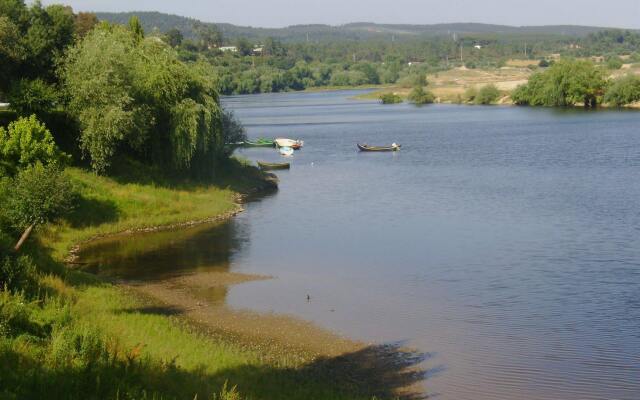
[1,163,75,251]
[0,115,69,176]
[379,93,403,104]
[408,86,435,105]
[0,255,38,295]
[604,74,640,106]
[606,56,623,70]
[475,84,501,105]
[463,87,478,103]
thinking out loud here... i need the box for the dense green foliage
[7,79,60,117]
[604,74,640,106]
[1,162,75,230]
[408,85,435,104]
[63,23,226,175]
[0,115,68,175]
[0,0,76,94]
[93,12,640,96]
[475,84,501,105]
[380,93,403,104]
[512,59,606,107]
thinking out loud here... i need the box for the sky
[40,0,640,29]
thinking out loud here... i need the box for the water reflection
[78,219,248,282]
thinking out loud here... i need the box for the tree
[21,3,75,81]
[511,59,606,107]
[604,74,640,106]
[1,162,74,251]
[63,24,225,175]
[221,109,246,155]
[353,62,380,84]
[236,37,253,56]
[128,16,144,42]
[8,78,59,117]
[475,84,501,105]
[165,28,183,48]
[0,16,24,92]
[263,37,286,57]
[380,93,403,104]
[408,85,435,104]
[74,12,98,38]
[194,22,222,49]
[0,115,68,176]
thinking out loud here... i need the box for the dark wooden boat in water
[357,143,401,152]
[257,161,290,170]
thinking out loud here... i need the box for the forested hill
[95,11,620,42]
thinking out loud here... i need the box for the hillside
[95,11,622,43]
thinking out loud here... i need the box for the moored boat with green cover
[257,161,291,170]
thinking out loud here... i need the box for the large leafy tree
[0,1,75,100]
[63,23,225,175]
[512,59,606,107]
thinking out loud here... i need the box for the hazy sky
[41,0,640,28]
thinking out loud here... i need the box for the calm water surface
[82,91,640,400]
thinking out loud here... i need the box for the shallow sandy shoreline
[72,204,427,398]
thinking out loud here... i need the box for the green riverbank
[1,161,421,399]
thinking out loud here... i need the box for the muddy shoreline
[69,182,426,398]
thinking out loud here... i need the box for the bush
[604,74,640,106]
[606,56,623,70]
[1,163,75,232]
[379,93,403,104]
[408,86,435,105]
[0,115,69,176]
[475,84,501,105]
[0,255,38,295]
[463,87,478,103]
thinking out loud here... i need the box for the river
[80,90,640,400]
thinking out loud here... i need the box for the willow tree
[62,23,224,176]
[512,59,606,107]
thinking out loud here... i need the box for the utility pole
[460,42,463,63]
[306,32,309,43]
[524,42,528,58]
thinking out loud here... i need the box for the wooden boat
[279,146,294,156]
[257,161,290,170]
[357,143,401,152]
[275,138,304,149]
[243,138,274,147]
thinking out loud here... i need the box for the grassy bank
[42,168,238,259]
[2,162,422,399]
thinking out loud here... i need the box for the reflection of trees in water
[79,218,250,281]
